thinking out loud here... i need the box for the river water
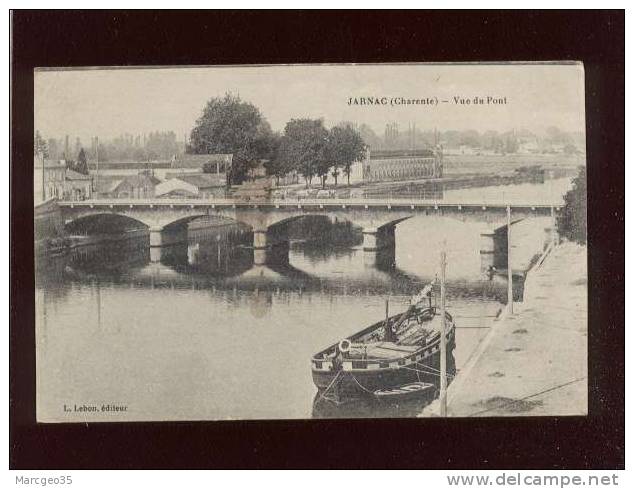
[35,178,573,421]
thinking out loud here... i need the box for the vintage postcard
[34,63,587,422]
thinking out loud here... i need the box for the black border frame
[10,10,625,469]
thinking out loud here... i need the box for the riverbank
[422,241,587,417]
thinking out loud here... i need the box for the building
[34,158,94,203]
[34,159,67,202]
[361,147,443,182]
[171,153,233,174]
[154,178,199,198]
[64,169,93,201]
[155,173,226,199]
[102,174,161,199]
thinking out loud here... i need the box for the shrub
[556,166,586,244]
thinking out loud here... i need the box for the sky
[34,63,586,142]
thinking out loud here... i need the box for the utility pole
[439,241,448,417]
[40,151,45,201]
[95,136,99,199]
[507,205,513,314]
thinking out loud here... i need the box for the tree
[74,148,89,175]
[146,131,179,160]
[283,119,329,188]
[557,166,586,245]
[459,130,481,148]
[47,138,60,160]
[133,147,148,162]
[482,130,505,153]
[545,126,573,145]
[356,123,382,150]
[34,130,49,159]
[188,93,273,185]
[264,133,296,186]
[503,131,519,154]
[96,143,108,162]
[328,125,367,186]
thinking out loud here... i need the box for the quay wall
[421,241,587,417]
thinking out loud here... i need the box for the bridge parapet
[59,198,561,229]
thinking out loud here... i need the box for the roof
[34,158,67,169]
[174,173,226,189]
[171,153,233,169]
[87,160,173,170]
[163,170,203,180]
[369,149,436,160]
[109,174,161,192]
[91,176,122,194]
[65,169,92,180]
[94,179,124,194]
[129,174,161,186]
[154,178,199,197]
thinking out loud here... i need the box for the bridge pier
[363,246,396,269]
[253,229,269,250]
[362,225,396,268]
[252,227,290,266]
[149,227,165,247]
[362,225,395,251]
[479,230,497,272]
[149,225,188,248]
[150,247,163,263]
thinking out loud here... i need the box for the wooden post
[439,241,447,417]
[385,298,389,325]
[96,279,101,331]
[550,205,556,246]
[384,298,392,341]
[507,205,513,314]
[95,136,99,198]
[40,152,45,201]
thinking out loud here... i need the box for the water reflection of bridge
[41,238,518,303]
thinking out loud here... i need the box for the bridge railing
[57,196,564,208]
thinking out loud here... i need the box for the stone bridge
[58,198,560,264]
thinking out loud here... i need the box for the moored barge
[311,287,456,401]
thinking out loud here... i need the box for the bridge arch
[158,214,244,232]
[263,213,358,232]
[64,212,152,234]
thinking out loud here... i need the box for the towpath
[423,242,587,417]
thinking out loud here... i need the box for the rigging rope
[402,363,456,379]
[317,370,343,402]
[349,373,376,395]
[412,359,455,377]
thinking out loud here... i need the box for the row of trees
[343,124,581,154]
[38,131,182,163]
[99,131,180,161]
[267,119,366,187]
[188,94,366,187]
